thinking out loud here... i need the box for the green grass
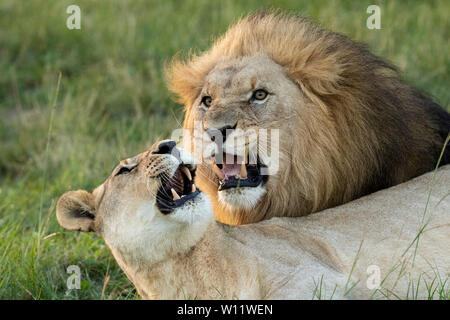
[0,0,448,299]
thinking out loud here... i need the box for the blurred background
[0,0,448,299]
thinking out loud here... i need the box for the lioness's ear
[56,190,96,232]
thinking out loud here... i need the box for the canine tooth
[181,166,192,181]
[245,144,249,164]
[240,162,247,179]
[171,188,181,200]
[213,164,225,180]
[192,183,196,192]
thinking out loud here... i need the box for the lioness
[57,141,450,299]
[167,12,450,225]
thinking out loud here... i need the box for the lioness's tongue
[221,154,243,177]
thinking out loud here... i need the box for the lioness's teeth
[181,166,192,181]
[240,162,247,179]
[171,188,181,200]
[192,183,196,192]
[213,164,225,180]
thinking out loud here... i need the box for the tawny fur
[166,12,450,225]
[56,146,450,299]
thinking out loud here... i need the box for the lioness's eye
[252,89,268,101]
[201,96,213,107]
[116,165,137,176]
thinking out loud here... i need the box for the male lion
[167,12,450,225]
[56,141,450,299]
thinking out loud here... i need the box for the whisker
[196,165,220,185]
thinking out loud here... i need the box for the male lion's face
[185,55,305,217]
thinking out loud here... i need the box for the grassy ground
[0,0,448,299]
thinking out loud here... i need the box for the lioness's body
[57,142,450,299]
[134,166,450,299]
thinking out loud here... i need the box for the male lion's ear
[56,190,96,232]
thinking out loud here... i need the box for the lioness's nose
[207,125,235,144]
[152,140,176,155]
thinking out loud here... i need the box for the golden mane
[167,12,396,110]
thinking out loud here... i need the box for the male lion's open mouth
[213,152,268,191]
[156,163,200,214]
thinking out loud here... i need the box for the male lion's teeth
[192,184,196,192]
[240,162,247,179]
[171,188,181,200]
[245,144,249,164]
[181,166,192,181]
[213,164,225,180]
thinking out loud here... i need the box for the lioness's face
[186,55,304,213]
[56,141,212,261]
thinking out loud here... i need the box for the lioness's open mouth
[213,152,268,191]
[156,163,200,214]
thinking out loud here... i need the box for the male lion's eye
[201,96,213,107]
[252,89,268,101]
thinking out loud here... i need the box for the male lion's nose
[152,140,176,155]
[207,125,235,144]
